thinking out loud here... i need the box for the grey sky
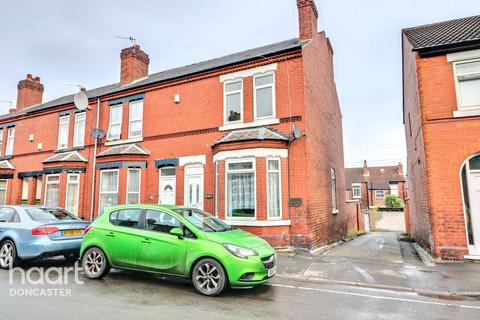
[1,0,479,168]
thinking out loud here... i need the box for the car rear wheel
[0,240,20,269]
[192,258,227,296]
[82,247,110,279]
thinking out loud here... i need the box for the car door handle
[141,238,151,244]
[106,232,115,238]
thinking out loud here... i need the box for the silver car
[0,206,89,269]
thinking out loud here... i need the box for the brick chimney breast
[120,45,150,86]
[16,74,44,111]
[297,0,318,40]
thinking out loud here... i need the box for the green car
[80,204,276,296]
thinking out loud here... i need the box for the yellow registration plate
[63,229,83,236]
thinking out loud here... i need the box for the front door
[184,165,204,209]
[159,167,176,205]
[467,171,480,256]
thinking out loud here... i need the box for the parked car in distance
[80,204,277,296]
[0,206,89,269]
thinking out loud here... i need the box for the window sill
[219,118,280,131]
[54,146,85,153]
[453,108,480,118]
[225,219,291,227]
[105,137,143,146]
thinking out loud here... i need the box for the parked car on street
[80,204,277,296]
[0,206,89,268]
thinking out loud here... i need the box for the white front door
[184,165,204,209]
[467,171,480,255]
[159,167,176,205]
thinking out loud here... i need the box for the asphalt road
[1,259,479,320]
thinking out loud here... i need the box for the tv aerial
[115,36,137,45]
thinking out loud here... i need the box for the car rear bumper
[17,237,83,260]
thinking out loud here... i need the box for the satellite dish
[90,128,106,139]
[74,89,89,111]
[293,124,302,139]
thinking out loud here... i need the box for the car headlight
[223,243,258,259]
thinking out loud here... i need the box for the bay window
[128,100,143,138]
[254,73,275,119]
[352,183,361,198]
[224,80,243,124]
[454,60,480,109]
[0,180,7,205]
[226,159,255,219]
[57,115,70,149]
[99,170,119,215]
[5,127,14,156]
[66,174,80,215]
[107,105,123,140]
[73,112,86,147]
[126,168,141,204]
[45,174,60,207]
[267,158,281,219]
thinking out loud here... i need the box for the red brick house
[402,16,480,260]
[345,161,406,209]
[0,0,347,249]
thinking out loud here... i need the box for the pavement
[277,232,480,297]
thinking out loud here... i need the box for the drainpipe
[89,98,101,222]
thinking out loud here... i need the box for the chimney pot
[297,0,318,40]
[120,45,150,86]
[16,74,44,111]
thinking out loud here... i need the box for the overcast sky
[1,0,479,168]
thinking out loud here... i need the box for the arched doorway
[461,154,480,256]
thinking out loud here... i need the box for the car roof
[105,204,185,211]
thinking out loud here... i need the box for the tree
[384,195,404,208]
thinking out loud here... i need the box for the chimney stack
[15,74,44,112]
[398,162,404,175]
[363,160,369,178]
[297,0,318,40]
[120,45,150,86]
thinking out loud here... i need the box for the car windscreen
[25,208,78,221]
[173,208,233,232]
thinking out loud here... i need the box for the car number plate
[63,229,83,236]
[268,266,276,277]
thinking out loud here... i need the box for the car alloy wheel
[0,241,17,269]
[193,259,227,296]
[82,248,110,279]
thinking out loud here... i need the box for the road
[1,259,479,320]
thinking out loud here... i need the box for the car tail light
[84,224,93,235]
[32,226,59,235]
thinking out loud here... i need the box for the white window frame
[99,169,119,214]
[453,58,480,111]
[5,127,15,156]
[73,112,86,147]
[57,115,70,149]
[266,157,282,220]
[223,79,243,125]
[44,174,60,206]
[0,128,3,157]
[375,190,385,199]
[331,168,338,214]
[65,173,80,216]
[225,158,256,220]
[253,72,276,121]
[128,100,143,139]
[107,104,123,141]
[126,168,141,204]
[0,179,8,205]
[352,183,361,199]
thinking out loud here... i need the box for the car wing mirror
[170,227,184,239]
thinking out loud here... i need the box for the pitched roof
[1,38,304,121]
[345,165,405,190]
[403,15,480,56]
[211,126,289,148]
[97,143,150,157]
[0,160,15,170]
[43,151,88,163]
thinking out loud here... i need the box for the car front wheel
[192,258,227,296]
[0,240,20,269]
[82,247,110,279]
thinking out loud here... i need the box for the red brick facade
[0,0,348,250]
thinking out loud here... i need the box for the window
[226,160,255,219]
[352,183,361,198]
[66,174,80,216]
[331,168,338,213]
[0,129,3,156]
[57,115,70,149]
[73,113,86,147]
[35,177,42,204]
[26,208,78,221]
[145,210,181,234]
[128,100,143,138]
[99,170,119,215]
[454,60,480,108]
[267,158,281,219]
[254,73,275,119]
[375,190,385,199]
[109,209,142,228]
[390,183,399,196]
[126,169,141,204]
[5,127,14,156]
[0,180,7,205]
[21,178,28,204]
[45,175,60,207]
[0,208,20,223]
[107,105,123,140]
[224,80,243,123]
